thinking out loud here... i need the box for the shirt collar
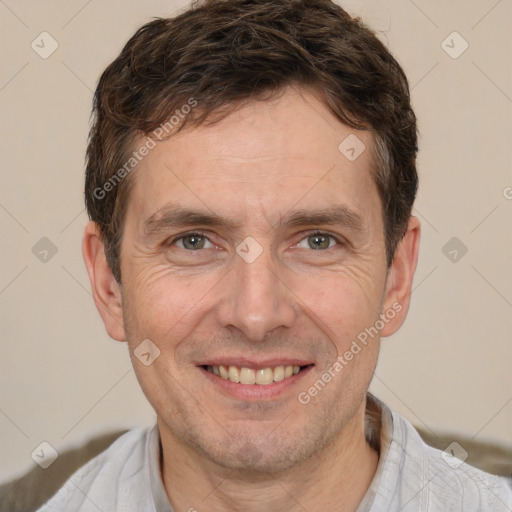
[356,392,395,511]
[147,424,175,512]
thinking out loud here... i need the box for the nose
[216,245,298,341]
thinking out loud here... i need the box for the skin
[83,85,420,512]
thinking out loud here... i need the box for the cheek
[297,264,383,335]
[122,263,222,343]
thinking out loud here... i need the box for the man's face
[112,87,398,472]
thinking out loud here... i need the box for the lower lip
[198,365,314,401]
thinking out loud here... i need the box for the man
[38,0,512,510]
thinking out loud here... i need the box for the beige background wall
[0,0,511,484]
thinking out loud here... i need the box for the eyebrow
[281,207,366,233]
[142,205,239,237]
[142,204,366,237]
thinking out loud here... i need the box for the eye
[296,232,339,250]
[173,233,214,250]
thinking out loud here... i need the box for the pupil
[309,235,328,250]
[185,235,204,249]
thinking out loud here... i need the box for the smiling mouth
[202,364,312,385]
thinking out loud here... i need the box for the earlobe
[82,221,127,342]
[380,216,421,338]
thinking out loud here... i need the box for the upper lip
[197,357,314,369]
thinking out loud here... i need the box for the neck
[159,396,381,512]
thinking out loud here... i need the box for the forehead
[126,86,380,229]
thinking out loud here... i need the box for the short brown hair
[85,0,418,283]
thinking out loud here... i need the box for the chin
[194,429,320,475]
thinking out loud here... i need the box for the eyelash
[168,230,344,249]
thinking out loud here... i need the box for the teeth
[228,365,240,383]
[256,368,274,385]
[219,365,229,379]
[273,366,285,382]
[206,364,304,385]
[240,367,256,384]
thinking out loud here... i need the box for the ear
[380,216,421,337]
[82,221,126,341]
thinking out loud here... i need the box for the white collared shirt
[37,395,512,511]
